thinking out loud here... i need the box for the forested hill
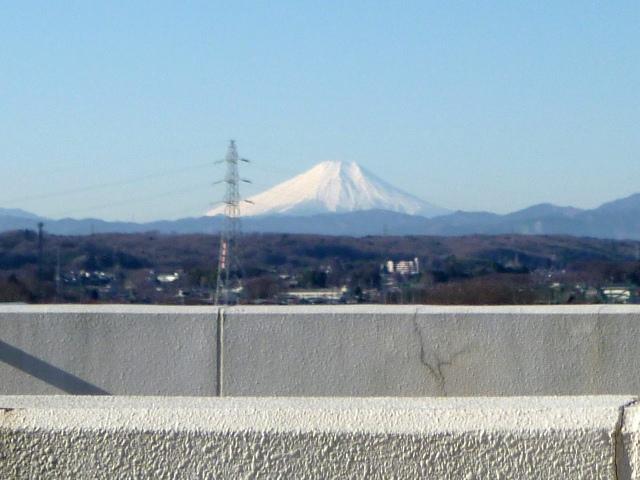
[2,230,640,305]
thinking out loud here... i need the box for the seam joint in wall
[215,308,225,397]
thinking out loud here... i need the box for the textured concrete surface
[0,305,218,395]
[620,402,640,479]
[0,396,634,479]
[222,305,640,396]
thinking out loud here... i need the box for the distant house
[585,287,600,300]
[157,272,180,284]
[285,287,347,304]
[385,257,420,276]
[78,270,113,286]
[601,286,637,304]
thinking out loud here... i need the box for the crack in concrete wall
[411,313,471,396]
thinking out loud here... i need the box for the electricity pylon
[214,140,252,305]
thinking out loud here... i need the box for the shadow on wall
[0,340,109,395]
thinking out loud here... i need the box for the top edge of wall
[0,395,635,410]
[220,304,640,315]
[1,304,640,315]
[0,395,634,435]
[0,304,220,314]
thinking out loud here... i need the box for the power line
[158,201,220,221]
[250,163,300,176]
[50,182,212,218]
[0,161,213,205]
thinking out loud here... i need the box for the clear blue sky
[1,1,638,221]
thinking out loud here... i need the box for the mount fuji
[5,161,640,238]
[206,160,449,218]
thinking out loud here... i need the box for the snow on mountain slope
[207,160,449,218]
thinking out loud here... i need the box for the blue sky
[0,1,638,221]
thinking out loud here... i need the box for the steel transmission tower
[214,140,252,305]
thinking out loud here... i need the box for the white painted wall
[2,305,640,396]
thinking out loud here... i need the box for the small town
[2,228,640,306]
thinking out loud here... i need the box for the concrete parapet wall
[222,305,640,396]
[2,305,640,396]
[1,396,638,479]
[0,305,218,395]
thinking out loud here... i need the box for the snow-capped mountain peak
[207,160,449,218]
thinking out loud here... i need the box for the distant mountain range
[3,193,640,239]
[3,159,640,239]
